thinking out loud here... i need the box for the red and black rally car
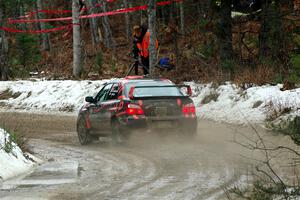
[77,76,197,145]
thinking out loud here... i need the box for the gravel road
[0,112,269,200]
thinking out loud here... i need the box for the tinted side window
[95,84,112,102]
[107,84,119,100]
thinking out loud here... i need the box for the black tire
[111,119,128,144]
[180,121,198,137]
[77,115,92,145]
[187,126,197,136]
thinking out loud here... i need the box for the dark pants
[141,56,149,75]
[134,61,139,75]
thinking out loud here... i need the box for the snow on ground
[189,82,300,124]
[0,80,108,113]
[0,80,299,124]
[0,128,35,181]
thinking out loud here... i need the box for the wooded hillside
[0,0,299,86]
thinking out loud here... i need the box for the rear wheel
[77,115,93,145]
[111,119,128,144]
[187,126,197,136]
[180,121,197,136]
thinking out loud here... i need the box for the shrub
[273,116,300,145]
[8,34,41,78]
[0,128,30,154]
[199,42,214,60]
[222,59,236,79]
[230,181,289,200]
[0,89,21,100]
[265,100,292,121]
[198,18,209,32]
[289,54,300,84]
[15,34,41,68]
[94,50,103,72]
[201,91,219,104]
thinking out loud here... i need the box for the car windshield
[124,81,183,97]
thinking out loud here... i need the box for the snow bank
[0,80,108,113]
[190,82,300,124]
[0,80,299,124]
[0,128,34,181]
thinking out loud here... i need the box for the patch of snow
[0,128,35,181]
[0,80,108,113]
[189,82,300,124]
[0,80,299,124]
[0,161,79,190]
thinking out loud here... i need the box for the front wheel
[77,115,93,145]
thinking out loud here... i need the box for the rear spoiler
[129,85,192,100]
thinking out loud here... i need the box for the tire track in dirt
[0,112,256,200]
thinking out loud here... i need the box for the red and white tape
[1,0,183,34]
[12,0,116,20]
[0,24,74,34]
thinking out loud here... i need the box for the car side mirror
[85,96,95,103]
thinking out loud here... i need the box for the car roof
[105,76,173,85]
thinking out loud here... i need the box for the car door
[89,84,112,134]
[99,83,121,133]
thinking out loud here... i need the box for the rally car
[76,76,197,145]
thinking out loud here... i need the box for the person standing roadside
[132,24,158,75]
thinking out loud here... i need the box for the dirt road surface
[0,112,281,200]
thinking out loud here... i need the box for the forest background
[0,0,299,88]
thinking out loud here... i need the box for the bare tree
[99,0,116,50]
[217,0,233,61]
[123,0,131,41]
[36,0,51,51]
[86,0,101,47]
[0,5,9,81]
[229,118,300,199]
[148,0,157,75]
[179,1,185,35]
[72,0,83,78]
[259,0,285,60]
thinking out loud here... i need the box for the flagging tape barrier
[12,0,116,20]
[0,24,76,34]
[0,0,183,34]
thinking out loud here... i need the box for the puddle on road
[1,161,79,190]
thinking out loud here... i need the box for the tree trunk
[86,0,100,47]
[0,6,8,81]
[216,0,233,61]
[19,4,27,31]
[148,0,157,75]
[100,0,116,50]
[198,0,210,18]
[179,2,185,35]
[36,0,50,51]
[259,0,271,58]
[259,0,284,60]
[72,0,83,78]
[123,0,131,41]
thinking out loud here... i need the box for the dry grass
[234,64,277,86]
[0,126,31,154]
[201,91,220,104]
[0,90,22,100]
[265,100,292,121]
